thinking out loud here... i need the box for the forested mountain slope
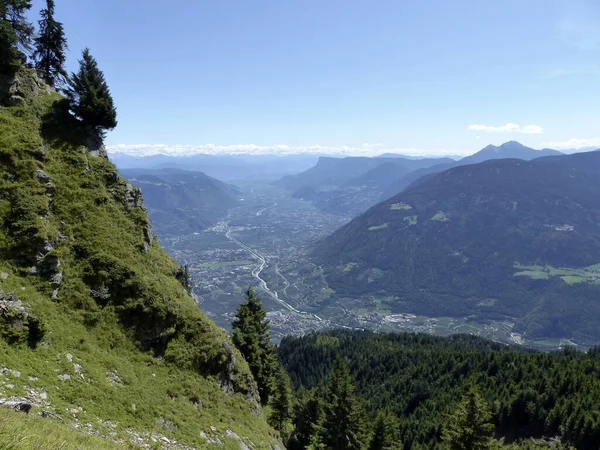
[120,168,240,235]
[459,141,562,165]
[275,156,452,192]
[0,69,280,448]
[381,141,564,200]
[276,156,453,216]
[279,330,600,449]
[313,152,600,343]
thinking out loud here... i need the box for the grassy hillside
[313,153,600,344]
[0,69,280,449]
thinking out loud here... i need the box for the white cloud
[106,143,468,158]
[541,137,600,150]
[467,123,544,134]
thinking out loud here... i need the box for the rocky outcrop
[0,288,46,347]
[220,341,236,395]
[124,183,155,246]
[35,170,55,196]
[106,175,155,248]
[23,169,63,296]
[0,70,51,107]
[125,183,143,209]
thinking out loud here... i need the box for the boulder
[38,254,60,276]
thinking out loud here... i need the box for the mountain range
[313,150,600,343]
[275,155,453,192]
[120,168,240,235]
[276,141,565,216]
[111,153,320,181]
[276,156,453,216]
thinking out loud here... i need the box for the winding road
[221,220,322,321]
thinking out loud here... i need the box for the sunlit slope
[314,153,600,343]
[0,69,280,449]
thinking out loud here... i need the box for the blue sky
[29,0,600,156]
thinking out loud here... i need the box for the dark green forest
[312,152,600,344]
[278,330,600,449]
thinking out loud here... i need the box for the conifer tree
[369,409,403,450]
[322,357,367,450]
[442,388,495,450]
[289,385,326,450]
[232,287,276,404]
[268,366,294,438]
[33,0,67,86]
[66,48,117,140]
[0,0,33,72]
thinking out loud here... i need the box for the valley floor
[161,181,582,349]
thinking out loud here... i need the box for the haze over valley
[4,1,600,448]
[115,141,600,348]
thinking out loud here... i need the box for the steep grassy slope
[0,69,280,449]
[313,153,600,343]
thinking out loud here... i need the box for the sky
[29,0,600,157]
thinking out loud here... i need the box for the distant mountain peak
[501,140,526,147]
[481,141,528,152]
[462,141,561,164]
[313,150,600,344]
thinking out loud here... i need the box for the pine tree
[33,0,67,86]
[232,287,276,404]
[442,388,495,450]
[289,385,326,450]
[0,0,33,72]
[369,409,403,450]
[269,366,294,438]
[66,48,117,140]
[322,357,368,450]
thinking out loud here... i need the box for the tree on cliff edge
[66,48,117,140]
[33,0,67,86]
[232,287,276,404]
[0,0,34,72]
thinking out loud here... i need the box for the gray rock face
[125,183,143,209]
[85,133,106,154]
[89,146,109,159]
[220,341,236,395]
[0,70,47,107]
[35,170,55,195]
[143,223,155,246]
[50,271,63,288]
[0,291,27,324]
[15,169,60,276]
[0,291,43,344]
[38,254,60,276]
[35,170,51,184]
